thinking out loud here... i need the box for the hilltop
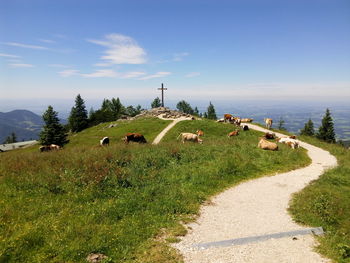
[0,115,310,262]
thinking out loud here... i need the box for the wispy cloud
[9,63,34,68]
[4,42,49,50]
[173,52,189,61]
[185,72,201,78]
[49,64,71,68]
[58,69,80,77]
[139,71,171,80]
[81,69,118,78]
[0,53,21,58]
[38,39,56,44]
[93,62,112,67]
[121,71,146,79]
[88,33,147,64]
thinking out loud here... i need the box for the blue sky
[1,0,350,110]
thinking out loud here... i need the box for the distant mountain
[0,110,44,143]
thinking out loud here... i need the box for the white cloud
[0,53,20,58]
[173,52,189,61]
[93,62,112,67]
[121,71,146,79]
[88,33,147,64]
[58,69,80,77]
[9,63,34,68]
[81,69,118,78]
[38,39,55,44]
[139,71,171,80]
[4,42,49,50]
[49,64,71,68]
[185,72,201,78]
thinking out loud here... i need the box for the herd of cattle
[39,115,299,152]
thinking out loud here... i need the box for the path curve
[173,123,337,263]
[152,116,192,145]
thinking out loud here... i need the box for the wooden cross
[157,83,167,107]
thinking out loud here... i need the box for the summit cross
[157,83,167,107]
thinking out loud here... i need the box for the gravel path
[152,116,192,145]
[173,123,337,263]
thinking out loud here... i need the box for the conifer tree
[277,117,286,130]
[3,132,17,144]
[68,94,88,132]
[300,119,315,136]
[316,108,336,143]
[40,106,68,146]
[151,97,161,108]
[176,100,194,114]
[206,102,217,120]
[194,107,199,116]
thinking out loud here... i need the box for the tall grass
[0,119,310,262]
[289,136,350,263]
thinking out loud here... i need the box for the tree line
[38,95,218,147]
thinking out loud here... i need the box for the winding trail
[152,116,192,145]
[173,123,338,263]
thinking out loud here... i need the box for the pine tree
[300,119,315,136]
[176,100,194,114]
[151,97,161,108]
[40,106,69,146]
[3,132,17,144]
[68,94,88,132]
[317,108,336,143]
[194,107,199,116]
[277,117,286,130]
[206,102,217,120]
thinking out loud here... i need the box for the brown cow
[241,118,253,123]
[123,133,147,144]
[224,114,233,123]
[264,118,273,129]
[228,130,239,137]
[258,138,278,151]
[177,133,203,144]
[264,132,276,140]
[39,144,61,152]
[196,130,204,137]
[289,135,297,139]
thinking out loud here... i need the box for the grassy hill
[0,117,310,262]
[289,136,350,263]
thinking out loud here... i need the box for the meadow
[289,136,350,263]
[0,118,310,262]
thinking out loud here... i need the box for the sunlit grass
[0,118,310,262]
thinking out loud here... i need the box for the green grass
[289,136,350,263]
[0,118,310,262]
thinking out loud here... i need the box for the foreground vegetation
[0,119,310,262]
[289,136,350,263]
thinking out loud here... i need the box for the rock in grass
[86,253,107,262]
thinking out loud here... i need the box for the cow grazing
[177,133,203,144]
[228,130,239,137]
[289,135,297,139]
[277,137,299,149]
[264,118,273,129]
[232,117,241,126]
[217,118,225,123]
[264,132,276,140]
[39,144,61,152]
[242,125,249,131]
[241,118,253,123]
[123,133,147,144]
[100,137,109,146]
[224,114,233,123]
[196,130,204,137]
[258,138,278,151]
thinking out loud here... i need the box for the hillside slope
[0,110,43,142]
[0,117,310,263]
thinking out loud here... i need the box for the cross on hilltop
[158,83,167,107]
